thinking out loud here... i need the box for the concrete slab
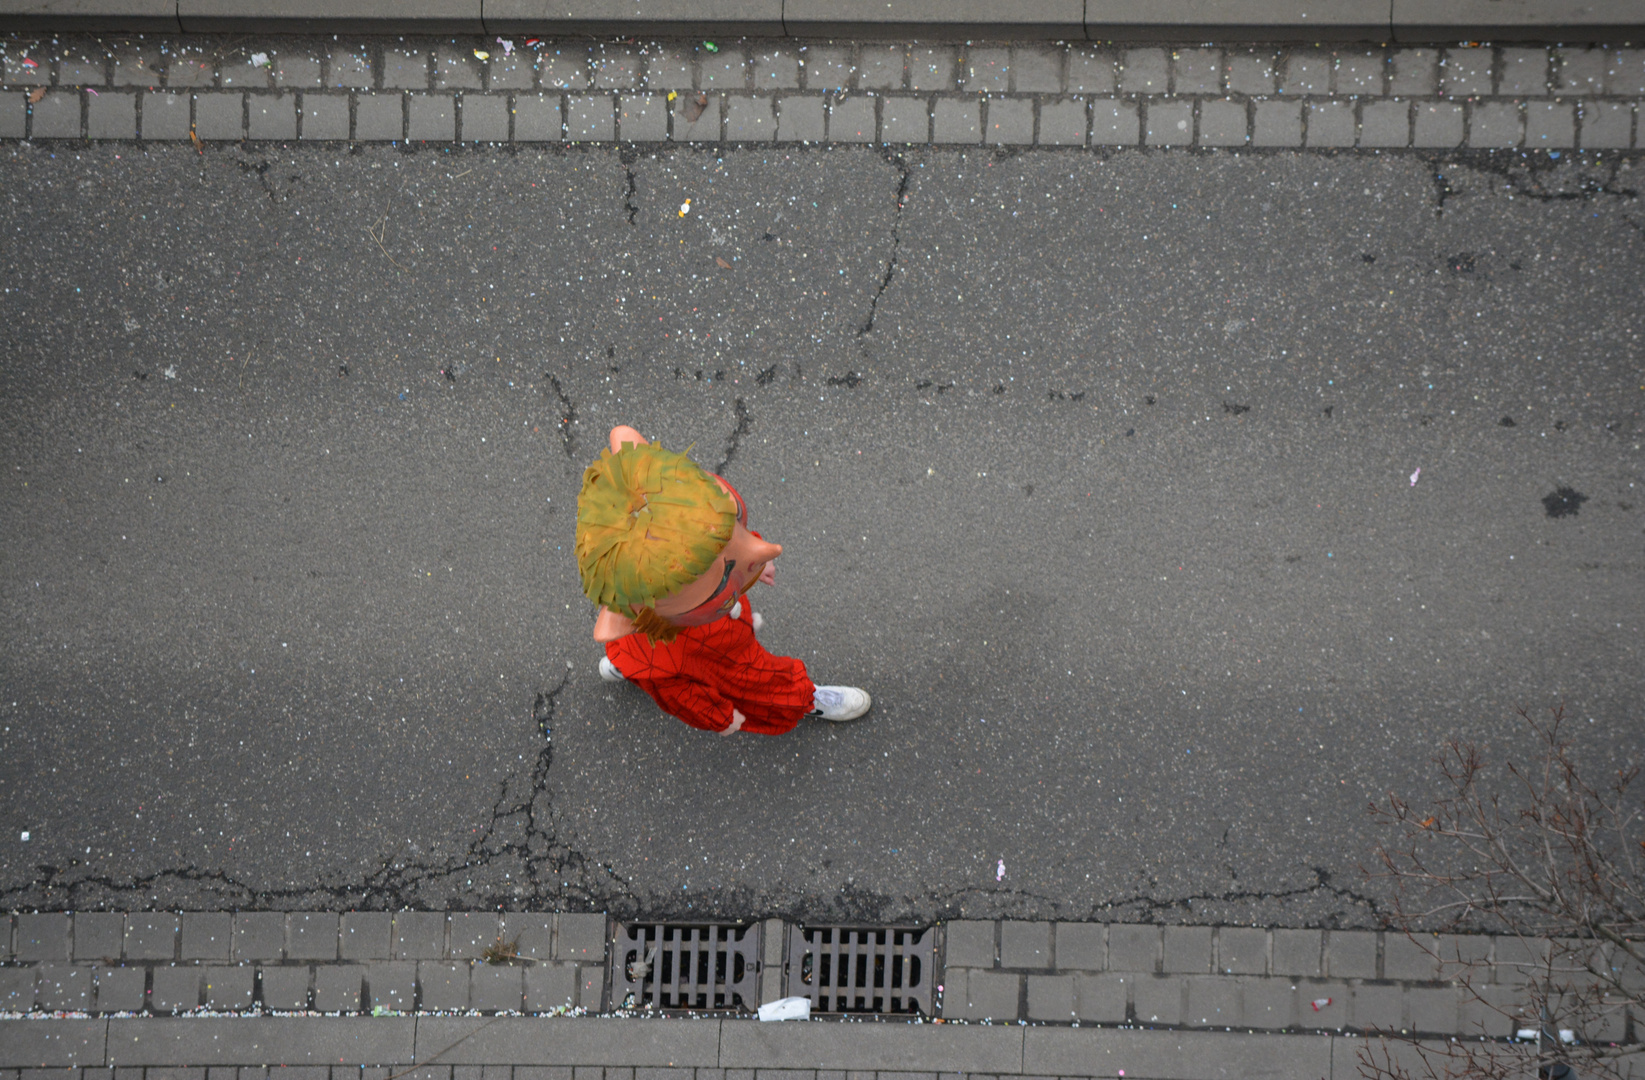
[1025,1028,1335,1077]
[720,1021,1023,1071]
[415,1017,718,1067]
[104,1019,415,1066]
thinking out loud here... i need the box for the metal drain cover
[610,922,761,1012]
[784,925,937,1015]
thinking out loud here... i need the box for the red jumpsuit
[604,599,815,735]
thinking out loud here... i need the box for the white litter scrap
[249,52,269,67]
[757,996,811,1021]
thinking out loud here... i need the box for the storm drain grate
[784,925,936,1015]
[611,922,760,1012]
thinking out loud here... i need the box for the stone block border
[1,37,1643,149]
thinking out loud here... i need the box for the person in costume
[575,424,872,735]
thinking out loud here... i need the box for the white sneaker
[752,612,764,633]
[730,601,764,633]
[809,685,872,722]
[598,656,626,682]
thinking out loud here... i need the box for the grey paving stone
[516,1071,572,1080]
[271,55,322,89]
[471,965,523,1012]
[1458,983,1521,1037]
[355,92,403,140]
[1184,975,1238,1027]
[672,92,721,141]
[113,46,163,87]
[180,914,232,961]
[407,94,455,141]
[420,961,470,1010]
[0,914,10,958]
[1006,46,1059,92]
[524,963,578,1012]
[1133,976,1183,1024]
[1173,48,1221,94]
[908,46,956,91]
[125,914,179,961]
[1336,51,1385,94]
[1073,972,1127,1022]
[1579,101,1633,148]
[645,45,695,91]
[193,92,242,139]
[314,965,363,1013]
[752,46,799,90]
[830,94,880,141]
[94,966,146,1012]
[947,969,1019,1021]
[1383,935,1442,981]
[1271,930,1322,977]
[1283,52,1331,94]
[496,915,553,962]
[1216,928,1267,975]
[578,964,603,1009]
[1432,933,1491,972]
[1119,48,1167,94]
[777,95,824,141]
[725,94,775,141]
[1405,985,1460,1034]
[802,45,853,92]
[327,48,372,90]
[1351,982,1402,1032]
[944,921,995,968]
[1359,99,1410,146]
[248,94,296,139]
[1609,48,1645,94]
[366,961,416,1011]
[461,94,508,141]
[999,922,1051,968]
[489,54,535,91]
[74,914,125,961]
[1144,99,1193,145]
[1036,98,1085,146]
[1492,936,1549,985]
[961,47,1008,92]
[983,98,1033,146]
[699,48,747,91]
[1325,931,1378,979]
[1557,47,1607,94]
[395,913,447,961]
[540,47,589,89]
[1301,980,1347,1027]
[1306,100,1355,146]
[512,94,561,141]
[0,966,33,1010]
[150,965,201,1013]
[149,1069,207,1080]
[1108,925,1159,973]
[1051,924,1102,971]
[1524,101,1574,148]
[1498,47,1549,95]
[1025,974,1074,1021]
[339,914,392,961]
[1162,927,1212,974]
[1240,975,1294,1029]
[221,57,271,90]
[36,964,91,1010]
[59,54,107,85]
[593,46,639,90]
[1469,101,1522,147]
[1066,47,1114,94]
[166,53,215,88]
[3,52,50,85]
[435,46,483,90]
[260,966,311,1010]
[1413,101,1464,146]
[203,966,254,1010]
[617,93,666,141]
[383,48,429,90]
[141,91,189,139]
[26,89,82,136]
[0,92,24,137]
[1226,50,1276,95]
[858,45,905,90]
[1442,48,1493,97]
[1390,48,1437,95]
[881,95,929,143]
[448,914,500,960]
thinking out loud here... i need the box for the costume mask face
[652,518,781,627]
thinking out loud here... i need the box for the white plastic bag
[757,996,812,1022]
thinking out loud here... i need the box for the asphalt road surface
[1,141,1640,926]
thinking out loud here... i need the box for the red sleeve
[632,673,736,733]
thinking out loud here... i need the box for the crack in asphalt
[858,151,912,337]
[713,398,751,477]
[620,155,640,226]
[544,374,579,459]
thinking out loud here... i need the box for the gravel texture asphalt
[0,140,1640,923]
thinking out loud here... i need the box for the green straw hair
[575,441,736,614]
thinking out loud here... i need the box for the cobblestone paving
[1,37,1642,149]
